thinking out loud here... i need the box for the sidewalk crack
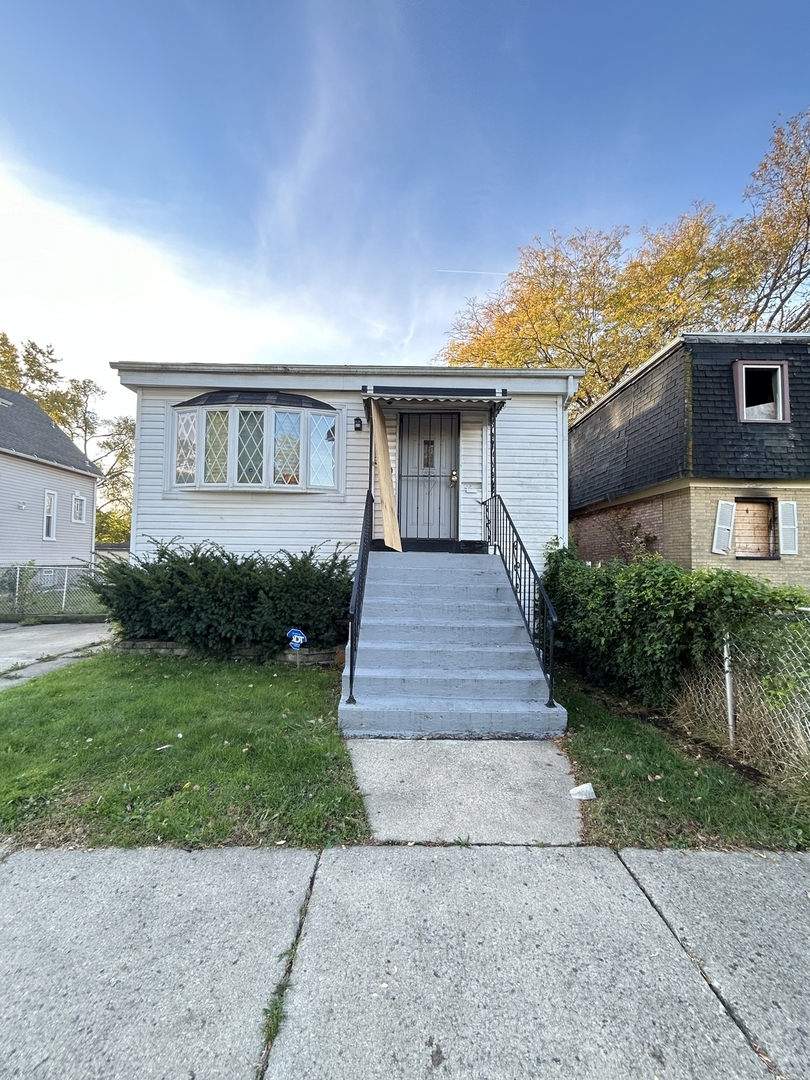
[616,851,791,1080]
[255,849,322,1079]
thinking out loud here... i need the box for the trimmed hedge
[543,545,809,707]
[89,542,353,659]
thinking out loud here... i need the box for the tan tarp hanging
[370,398,402,552]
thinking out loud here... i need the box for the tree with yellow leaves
[442,108,810,411]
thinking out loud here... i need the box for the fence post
[14,566,20,613]
[61,567,69,612]
[723,631,736,749]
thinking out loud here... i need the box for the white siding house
[113,364,580,567]
[0,387,100,566]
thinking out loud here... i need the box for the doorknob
[449,470,458,486]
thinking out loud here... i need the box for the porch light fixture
[354,417,363,431]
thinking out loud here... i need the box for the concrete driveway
[0,621,111,687]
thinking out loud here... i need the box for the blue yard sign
[287,628,307,650]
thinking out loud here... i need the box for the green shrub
[89,542,353,659]
[543,545,809,707]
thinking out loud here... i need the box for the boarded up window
[735,500,775,557]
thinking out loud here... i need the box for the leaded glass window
[274,412,300,485]
[309,414,336,487]
[175,411,197,484]
[237,410,264,484]
[204,410,229,484]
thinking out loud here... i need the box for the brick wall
[570,495,664,563]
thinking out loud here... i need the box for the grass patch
[557,668,809,851]
[0,653,368,850]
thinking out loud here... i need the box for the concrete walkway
[1,845,807,1079]
[0,621,111,688]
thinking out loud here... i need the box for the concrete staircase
[339,551,567,738]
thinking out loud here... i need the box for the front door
[398,413,459,540]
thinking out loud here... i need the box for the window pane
[44,492,55,538]
[176,411,197,484]
[204,410,229,483]
[309,414,336,487]
[72,496,85,523]
[238,410,264,484]
[274,412,300,485]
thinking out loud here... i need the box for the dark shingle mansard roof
[0,386,102,477]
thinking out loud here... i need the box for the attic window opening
[733,361,790,422]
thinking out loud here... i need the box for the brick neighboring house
[568,334,810,587]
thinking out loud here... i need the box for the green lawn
[0,653,368,850]
[557,668,809,851]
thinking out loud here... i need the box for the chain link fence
[0,565,107,617]
[671,612,810,786]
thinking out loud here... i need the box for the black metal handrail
[346,489,375,704]
[483,495,558,708]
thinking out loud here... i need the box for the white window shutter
[779,501,799,555]
[712,501,736,555]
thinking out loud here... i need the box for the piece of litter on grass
[658,796,665,803]
[248,684,253,688]
[570,783,596,800]
[193,784,200,791]
[155,745,170,752]
[275,839,286,845]
[86,738,93,743]
[177,733,183,739]
[625,754,632,760]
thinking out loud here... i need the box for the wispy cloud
[0,162,347,414]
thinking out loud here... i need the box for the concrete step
[352,642,542,671]
[362,599,519,621]
[348,670,550,698]
[339,550,566,739]
[363,582,516,600]
[369,552,496,571]
[339,696,565,738]
[359,618,529,645]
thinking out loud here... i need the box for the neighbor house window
[173,403,339,491]
[43,491,56,539]
[72,495,86,523]
[733,361,790,422]
[712,498,799,557]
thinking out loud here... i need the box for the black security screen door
[398,413,459,540]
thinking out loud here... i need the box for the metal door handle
[449,470,458,486]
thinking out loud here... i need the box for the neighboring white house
[112,363,581,567]
[0,386,101,566]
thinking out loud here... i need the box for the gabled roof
[0,386,102,478]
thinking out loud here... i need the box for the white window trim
[733,360,791,423]
[43,490,57,540]
[778,501,799,555]
[171,404,344,493]
[711,500,736,555]
[72,494,87,524]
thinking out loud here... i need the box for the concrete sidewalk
[1,845,807,1079]
[0,621,111,688]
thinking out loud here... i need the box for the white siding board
[0,454,96,565]
[496,396,562,567]
[128,377,571,566]
[459,412,486,541]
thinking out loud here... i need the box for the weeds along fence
[0,565,107,617]
[671,612,810,788]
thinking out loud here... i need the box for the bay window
[172,394,340,491]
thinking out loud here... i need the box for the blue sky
[1,0,809,414]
